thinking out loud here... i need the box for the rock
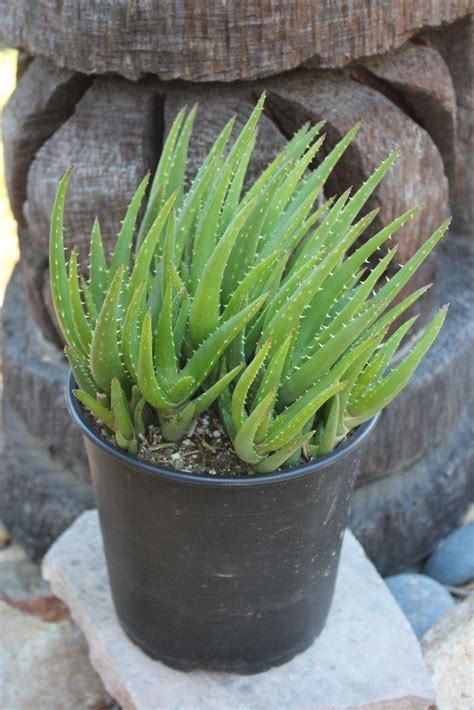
[385,573,455,638]
[24,76,163,264]
[42,510,435,709]
[264,69,449,264]
[0,542,68,622]
[2,56,91,225]
[422,594,474,709]
[423,522,474,586]
[0,1,470,82]
[0,600,110,709]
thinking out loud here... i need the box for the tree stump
[1,4,473,569]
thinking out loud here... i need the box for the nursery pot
[67,372,378,673]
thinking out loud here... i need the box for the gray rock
[422,594,474,710]
[385,573,455,638]
[43,510,435,709]
[423,522,474,587]
[0,600,109,709]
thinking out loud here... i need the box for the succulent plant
[50,94,448,472]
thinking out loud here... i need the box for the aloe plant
[50,94,448,471]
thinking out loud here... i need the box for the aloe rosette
[50,95,448,472]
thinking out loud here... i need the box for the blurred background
[0,47,18,303]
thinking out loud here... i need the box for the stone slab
[422,595,474,709]
[0,600,109,709]
[43,511,434,710]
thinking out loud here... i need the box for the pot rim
[67,370,379,487]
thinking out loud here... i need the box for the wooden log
[1,404,93,560]
[351,406,474,575]
[17,228,62,345]
[418,15,474,233]
[0,1,470,82]
[355,42,457,186]
[24,77,163,263]
[2,57,91,225]
[164,85,287,188]
[2,267,86,465]
[263,70,450,263]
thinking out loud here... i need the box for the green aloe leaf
[137,310,175,412]
[231,339,272,429]
[127,191,177,303]
[111,378,137,452]
[122,280,147,381]
[154,283,178,383]
[189,196,259,345]
[192,364,243,418]
[252,430,315,474]
[254,334,294,441]
[68,248,92,352]
[73,389,114,431]
[66,346,98,398]
[109,173,150,281]
[234,390,276,464]
[79,275,98,326]
[259,381,345,454]
[90,266,129,393]
[89,218,108,310]
[222,251,287,323]
[372,220,450,311]
[49,167,88,359]
[137,108,187,248]
[347,306,448,424]
[183,293,268,396]
[318,394,341,455]
[350,316,418,402]
[281,301,384,405]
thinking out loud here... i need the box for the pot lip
[67,371,379,487]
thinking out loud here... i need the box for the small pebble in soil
[423,522,474,587]
[385,573,454,638]
[138,413,251,475]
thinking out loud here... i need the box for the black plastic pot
[67,372,378,673]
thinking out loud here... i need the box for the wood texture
[356,42,457,186]
[24,77,163,262]
[0,1,470,82]
[2,57,91,225]
[418,15,474,232]
[351,407,474,574]
[2,267,86,468]
[264,70,450,263]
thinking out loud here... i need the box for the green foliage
[50,95,448,472]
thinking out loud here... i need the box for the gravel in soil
[92,411,252,476]
[138,413,251,476]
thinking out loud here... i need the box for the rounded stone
[385,573,454,638]
[423,522,474,586]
